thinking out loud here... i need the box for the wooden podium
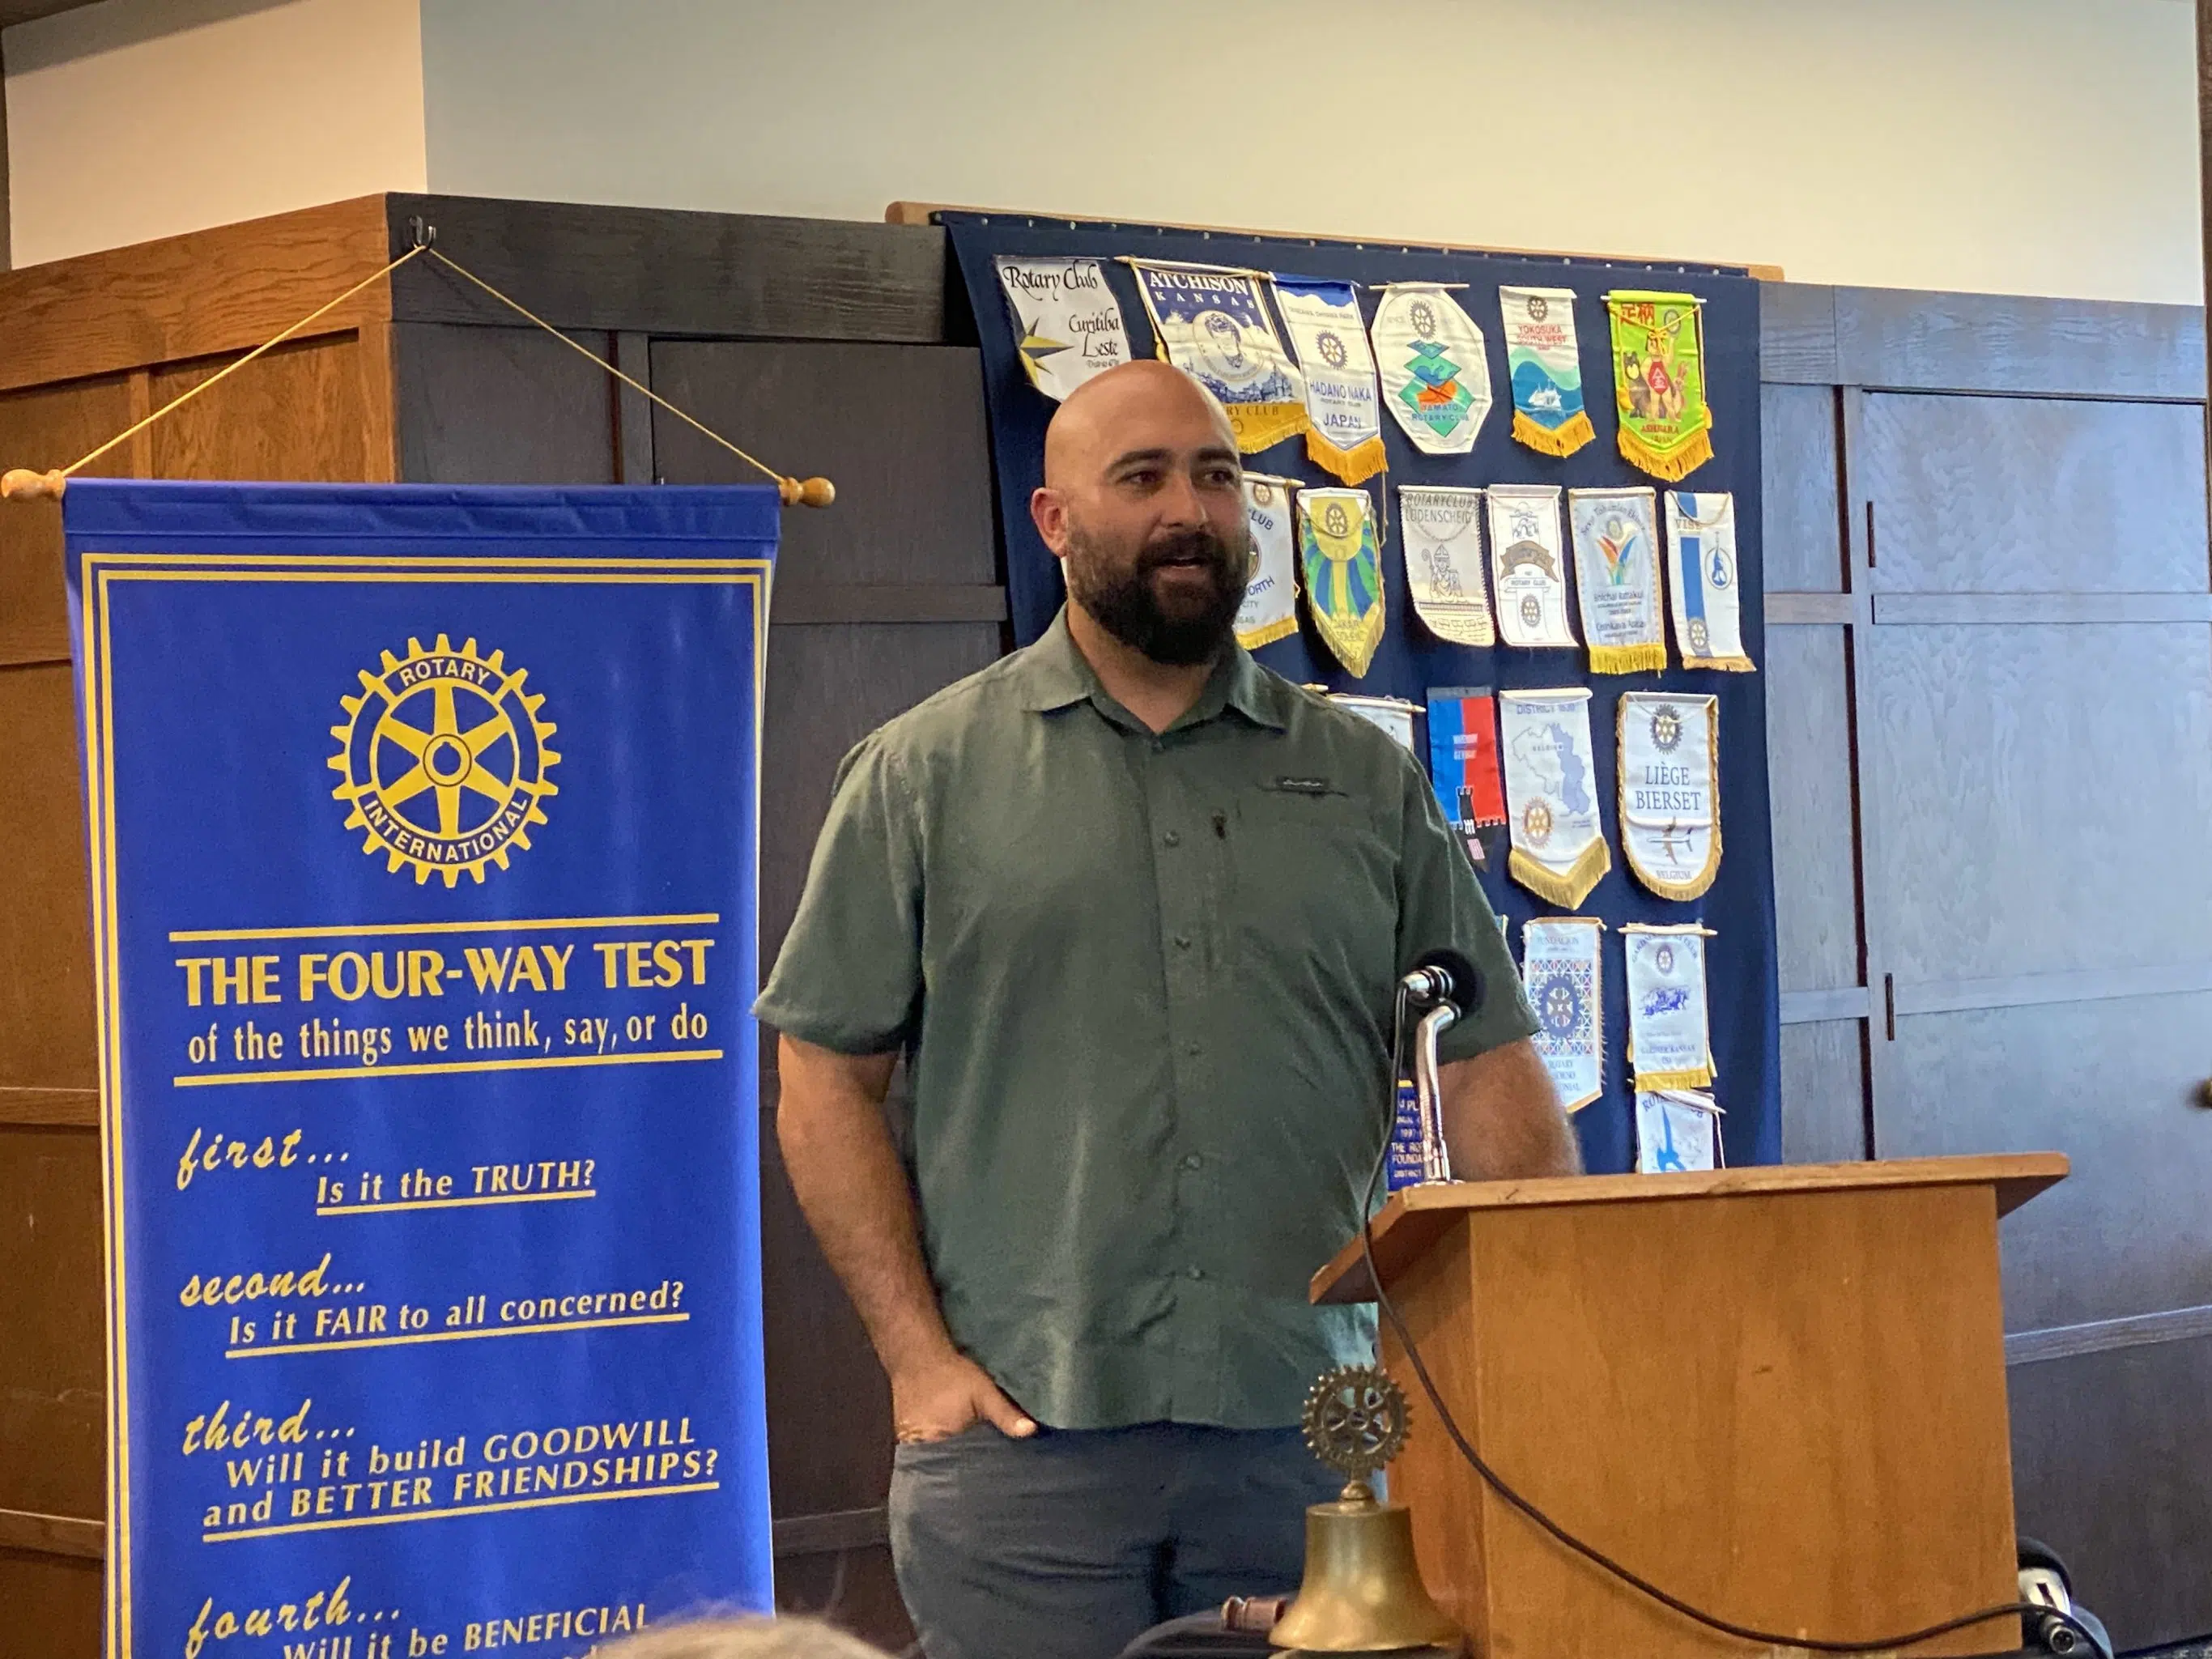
[1310,1155,2068,1657]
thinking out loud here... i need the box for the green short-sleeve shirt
[756,611,1536,1429]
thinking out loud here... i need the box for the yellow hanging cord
[2,240,833,508]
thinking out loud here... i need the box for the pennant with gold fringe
[1618,692,1721,900]
[1521,916,1606,1112]
[1125,259,1308,454]
[1623,923,1717,1091]
[1568,486,1667,674]
[1235,472,1300,650]
[1500,286,1595,457]
[1606,290,1714,480]
[1664,491,1756,672]
[1272,276,1388,484]
[1499,688,1611,907]
[1297,487,1385,677]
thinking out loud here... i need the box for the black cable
[1367,1002,2099,1657]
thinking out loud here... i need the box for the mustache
[1136,526,1240,572]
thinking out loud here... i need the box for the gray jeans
[887,1423,1336,1659]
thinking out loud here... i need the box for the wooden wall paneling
[1779,1021,1866,1165]
[392,322,617,484]
[1763,626,1860,996]
[147,334,378,483]
[386,195,948,346]
[0,1127,104,1521]
[0,195,393,394]
[0,37,9,275]
[0,1551,100,1659]
[0,666,97,1096]
[613,331,654,484]
[1759,383,1844,591]
[1860,393,2209,593]
[356,318,402,483]
[1832,287,2208,401]
[0,375,135,667]
[1862,623,2212,985]
[1757,283,1840,385]
[1882,993,2212,1335]
[2007,1331,2212,1652]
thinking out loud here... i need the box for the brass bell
[1270,1368,1461,1653]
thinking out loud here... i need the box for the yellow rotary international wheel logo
[329,635,559,887]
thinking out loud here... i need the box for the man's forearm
[1440,1037,1582,1180]
[775,1035,959,1380]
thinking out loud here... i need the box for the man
[757,361,1579,1659]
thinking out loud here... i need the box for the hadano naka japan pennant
[1499,688,1611,907]
[1297,487,1385,677]
[1665,491,1755,671]
[1568,487,1665,674]
[1607,290,1714,480]
[1500,286,1594,457]
[1236,472,1300,649]
[1636,1090,1725,1173]
[1398,486,1494,646]
[1426,686,1507,871]
[1623,923,1716,1091]
[1125,259,1308,453]
[1370,283,1491,454]
[1272,276,1387,484]
[992,254,1131,400]
[1521,917,1605,1112]
[1619,692,1721,900]
[1487,483,1577,649]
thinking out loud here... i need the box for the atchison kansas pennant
[1236,472,1300,650]
[1399,485,1494,646]
[1487,483,1577,650]
[1568,486,1666,674]
[1272,275,1387,484]
[1370,283,1491,454]
[1521,916,1605,1112]
[1500,285,1594,457]
[1297,487,1385,677]
[1618,692,1721,900]
[1499,687,1611,907]
[1607,290,1714,480]
[1665,490,1755,671]
[1125,258,1308,453]
[992,254,1131,401]
[1623,922,1717,1091]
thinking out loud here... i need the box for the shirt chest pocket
[1227,781,1398,993]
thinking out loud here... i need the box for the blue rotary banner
[63,482,777,1659]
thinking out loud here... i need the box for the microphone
[1402,948,1481,1016]
[1398,950,1480,1186]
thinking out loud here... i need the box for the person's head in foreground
[594,1614,886,1659]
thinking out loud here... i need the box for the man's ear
[1031,487,1070,558]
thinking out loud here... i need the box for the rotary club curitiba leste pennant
[1272,276,1388,484]
[1369,283,1492,455]
[1623,923,1718,1091]
[1618,692,1721,900]
[1236,472,1300,650]
[1297,487,1385,677]
[1125,259,1308,453]
[1568,486,1666,674]
[1521,917,1605,1112]
[992,254,1132,400]
[1607,290,1714,480]
[1499,687,1611,907]
[1665,491,1755,672]
[1499,286,1595,457]
[1426,686,1507,871]
[1398,485,1494,647]
[1486,483,1577,650]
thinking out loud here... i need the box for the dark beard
[1065,522,1251,667]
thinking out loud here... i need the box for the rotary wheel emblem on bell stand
[1302,1364,1410,1499]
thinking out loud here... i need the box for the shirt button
[1163,830,1181,848]
[1185,1042,1202,1057]
[1185,1266,1206,1282]
[1181,1154,1202,1172]
[1173,934,1192,951]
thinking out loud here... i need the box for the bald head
[1043,359,1239,488]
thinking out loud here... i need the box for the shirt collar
[1014,608,1287,733]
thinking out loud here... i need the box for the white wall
[419,0,2202,305]
[3,0,425,267]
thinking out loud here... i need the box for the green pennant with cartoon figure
[1606,291,1714,481]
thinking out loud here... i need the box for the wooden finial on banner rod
[2,468,67,503]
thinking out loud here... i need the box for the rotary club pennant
[1329,693,1419,752]
[1568,487,1666,674]
[992,254,1132,401]
[1636,1091,1725,1173]
[1499,688,1611,907]
[1500,285,1594,457]
[1272,276,1387,484]
[1623,923,1716,1091]
[1370,283,1491,454]
[1297,487,1385,677]
[1486,484,1576,650]
[1618,692,1721,900]
[1426,686,1506,871]
[1399,486,1494,647]
[1125,259,1308,453]
[1236,472,1300,650]
[1665,491,1755,672]
[1522,917,1605,1112]
[1607,291,1714,480]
